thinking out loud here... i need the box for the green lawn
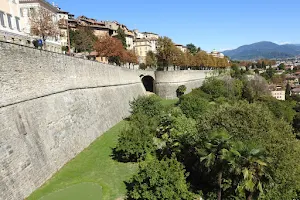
[39,183,102,200]
[27,121,137,200]
[160,99,178,107]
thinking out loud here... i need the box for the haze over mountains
[222,41,300,60]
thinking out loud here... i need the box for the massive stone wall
[155,70,212,99]
[0,42,146,200]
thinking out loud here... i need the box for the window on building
[7,14,12,29]
[15,17,20,31]
[29,8,35,17]
[0,11,5,27]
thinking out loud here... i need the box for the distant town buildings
[133,30,159,62]
[209,49,225,58]
[270,85,286,100]
[0,0,210,62]
[57,9,69,48]
[19,0,62,52]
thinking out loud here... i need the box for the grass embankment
[27,121,136,200]
[27,99,177,200]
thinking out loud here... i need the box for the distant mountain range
[222,41,300,60]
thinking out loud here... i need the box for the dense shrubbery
[113,113,157,162]
[126,158,194,200]
[129,95,163,117]
[179,89,211,119]
[113,74,300,200]
[176,85,187,97]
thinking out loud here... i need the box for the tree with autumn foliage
[94,35,124,65]
[156,37,178,67]
[94,35,138,66]
[122,50,138,67]
[29,7,60,45]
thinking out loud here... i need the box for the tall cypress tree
[115,27,127,49]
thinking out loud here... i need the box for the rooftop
[19,0,59,12]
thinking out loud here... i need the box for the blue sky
[53,0,300,51]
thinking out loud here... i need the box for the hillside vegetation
[114,73,300,199]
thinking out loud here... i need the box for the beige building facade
[271,90,285,100]
[175,44,187,53]
[134,38,151,63]
[0,0,28,44]
[143,32,158,53]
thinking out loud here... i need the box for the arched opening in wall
[142,75,154,92]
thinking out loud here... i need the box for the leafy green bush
[201,77,227,100]
[126,158,194,200]
[201,77,244,101]
[113,113,157,162]
[130,95,163,118]
[155,107,197,157]
[257,95,296,123]
[176,85,187,97]
[179,91,211,119]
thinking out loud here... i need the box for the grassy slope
[27,121,137,200]
[27,99,177,200]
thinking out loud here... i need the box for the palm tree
[228,143,271,200]
[199,130,235,200]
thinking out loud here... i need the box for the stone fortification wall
[0,42,145,200]
[155,70,212,99]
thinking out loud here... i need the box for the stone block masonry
[0,41,212,200]
[155,70,213,99]
[0,42,146,200]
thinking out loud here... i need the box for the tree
[122,50,138,66]
[179,90,211,119]
[230,144,271,200]
[196,102,300,199]
[145,51,157,67]
[114,27,127,49]
[261,68,276,80]
[126,158,194,200]
[94,35,124,65]
[186,43,198,55]
[201,77,243,100]
[271,74,285,85]
[199,130,235,200]
[278,63,285,70]
[194,51,209,68]
[242,75,270,102]
[156,37,178,67]
[286,83,291,100]
[155,107,197,158]
[257,96,296,123]
[129,95,163,118]
[176,85,187,97]
[113,113,157,162]
[29,7,60,46]
[70,26,97,52]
